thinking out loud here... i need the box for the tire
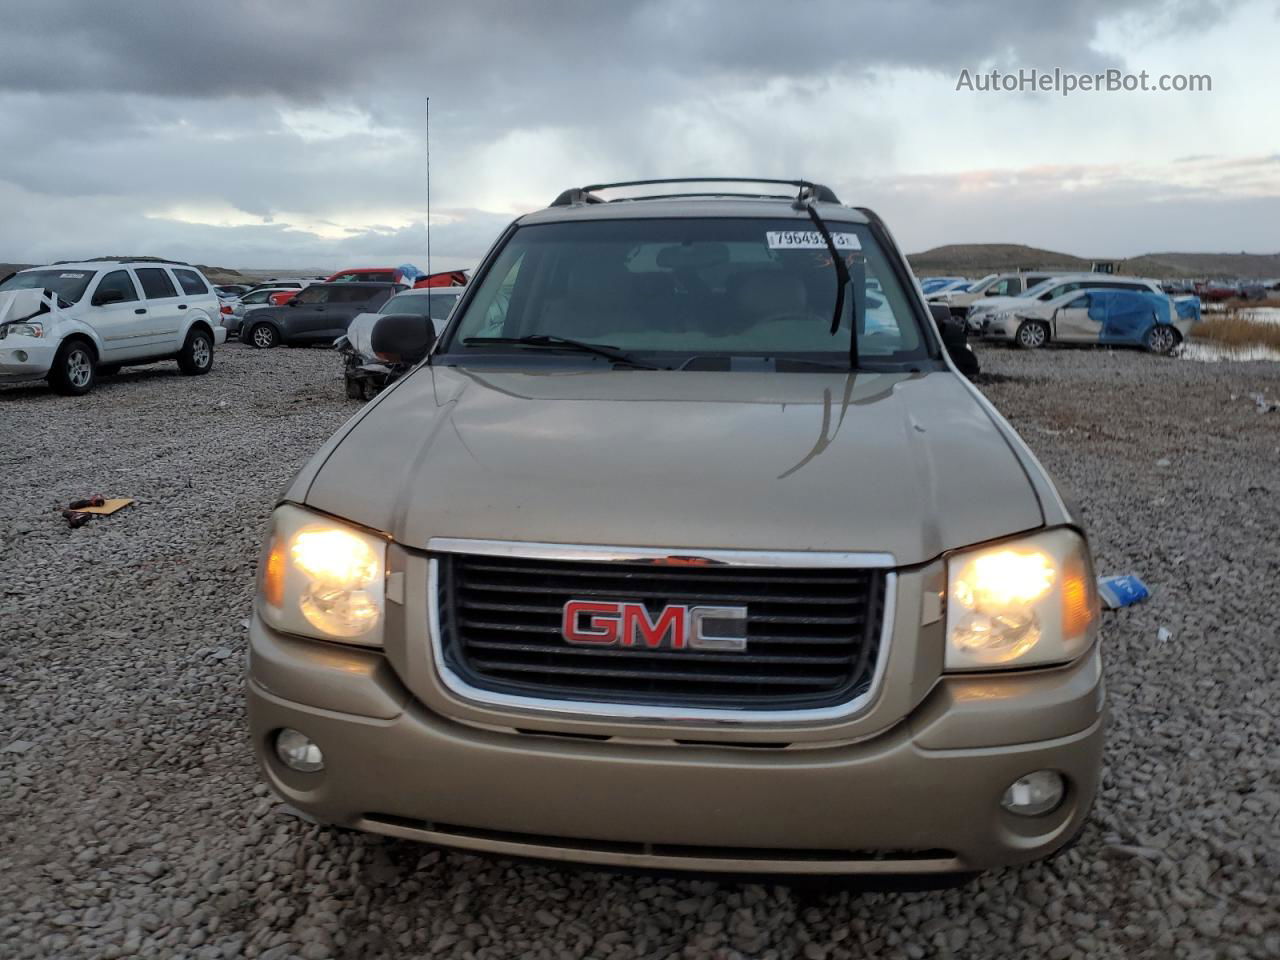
[48,338,97,396]
[1144,324,1178,356]
[250,323,278,349]
[345,376,363,400]
[177,327,215,375]
[1015,320,1048,350]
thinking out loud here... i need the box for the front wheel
[1144,324,1178,355]
[1015,320,1048,350]
[178,328,214,375]
[48,339,97,395]
[250,323,278,349]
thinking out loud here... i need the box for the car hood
[301,366,1045,566]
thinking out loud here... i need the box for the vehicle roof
[518,196,869,226]
[27,260,205,272]
[1037,273,1159,284]
[318,281,402,288]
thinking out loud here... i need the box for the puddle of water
[1180,341,1280,363]
[1239,307,1280,326]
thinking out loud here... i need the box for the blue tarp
[1085,290,1174,344]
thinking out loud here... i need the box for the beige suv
[247,178,1104,876]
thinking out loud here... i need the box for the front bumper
[247,619,1106,875]
[0,338,57,382]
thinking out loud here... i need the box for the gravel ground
[1,342,1277,960]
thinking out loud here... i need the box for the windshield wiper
[800,201,859,371]
[462,334,661,369]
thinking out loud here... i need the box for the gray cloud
[0,0,1271,268]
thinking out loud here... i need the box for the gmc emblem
[561,600,748,652]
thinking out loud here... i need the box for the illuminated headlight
[0,321,44,339]
[946,528,1097,670]
[257,503,386,645]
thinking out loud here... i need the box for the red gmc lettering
[622,604,686,648]
[562,601,688,648]
[561,600,622,644]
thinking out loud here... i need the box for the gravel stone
[2,343,1277,958]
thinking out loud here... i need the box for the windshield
[1020,277,1068,299]
[382,291,460,320]
[441,218,929,369]
[0,268,95,304]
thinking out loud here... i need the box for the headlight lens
[945,528,1097,670]
[257,503,386,645]
[1,321,44,339]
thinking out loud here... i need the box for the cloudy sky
[1,0,1277,271]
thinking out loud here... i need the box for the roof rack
[550,178,841,207]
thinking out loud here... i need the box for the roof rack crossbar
[549,178,841,207]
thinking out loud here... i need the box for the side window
[292,286,331,305]
[1068,295,1091,309]
[92,270,139,305]
[136,268,178,299]
[173,269,209,296]
[332,286,378,304]
[1008,278,1023,294]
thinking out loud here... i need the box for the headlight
[257,503,387,646]
[945,528,1097,670]
[0,321,44,339]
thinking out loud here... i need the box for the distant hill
[907,244,1280,280]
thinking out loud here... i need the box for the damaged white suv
[0,259,225,395]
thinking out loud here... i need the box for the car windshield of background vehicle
[441,219,931,369]
[0,269,95,304]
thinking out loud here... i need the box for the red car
[324,266,468,288]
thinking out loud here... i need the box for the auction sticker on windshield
[766,231,862,250]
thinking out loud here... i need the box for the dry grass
[1193,310,1280,350]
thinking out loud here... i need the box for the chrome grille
[435,552,887,711]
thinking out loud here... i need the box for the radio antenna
[430,96,435,280]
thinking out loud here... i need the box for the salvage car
[240,281,403,348]
[980,287,1200,353]
[247,177,1104,877]
[337,287,465,399]
[929,271,1059,321]
[966,273,1169,333]
[0,259,225,395]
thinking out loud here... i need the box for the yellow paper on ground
[75,498,134,515]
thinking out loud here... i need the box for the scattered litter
[1155,458,1171,468]
[208,647,234,661]
[1250,393,1277,414]
[62,509,92,528]
[1098,575,1150,609]
[59,495,135,527]
[1157,626,1173,644]
[73,497,134,516]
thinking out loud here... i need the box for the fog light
[274,728,324,772]
[1001,770,1064,816]
[15,350,28,362]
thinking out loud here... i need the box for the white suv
[0,260,226,395]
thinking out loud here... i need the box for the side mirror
[929,303,980,378]
[93,288,125,306]
[370,313,436,364]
